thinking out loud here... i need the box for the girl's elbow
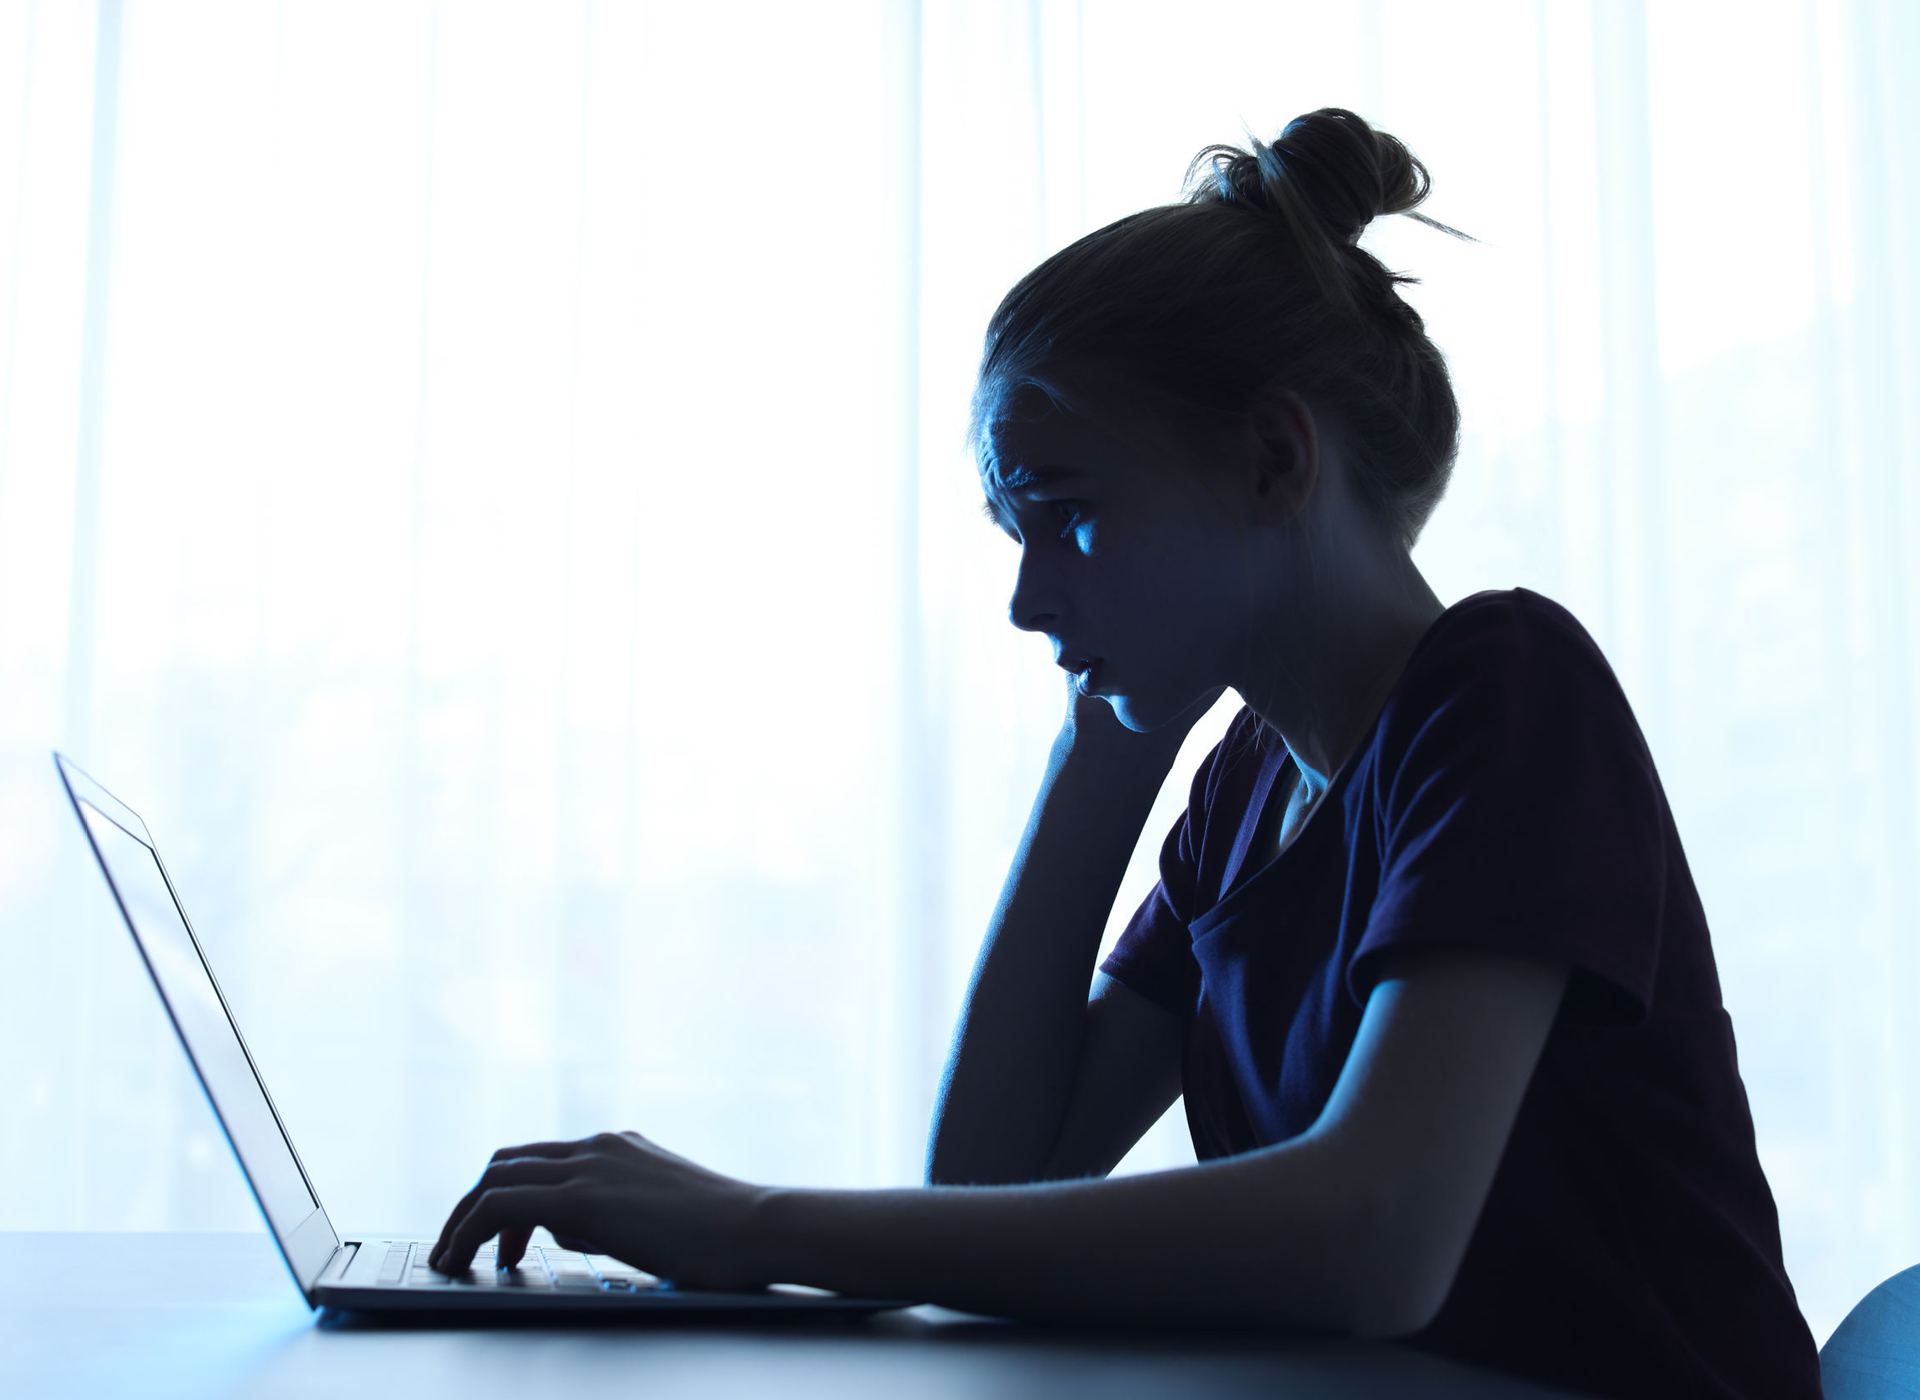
[1343,1265,1452,1339]
[1332,1184,1471,1339]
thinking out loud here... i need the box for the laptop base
[313,1238,906,1316]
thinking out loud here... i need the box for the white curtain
[0,0,1914,1344]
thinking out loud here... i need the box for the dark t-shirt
[1101,589,1819,1400]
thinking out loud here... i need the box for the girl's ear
[1244,384,1319,527]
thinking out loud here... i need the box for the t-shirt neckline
[1210,591,1505,913]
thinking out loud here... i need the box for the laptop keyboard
[379,1240,656,1291]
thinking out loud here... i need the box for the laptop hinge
[318,1241,359,1286]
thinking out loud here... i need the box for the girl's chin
[1105,693,1201,735]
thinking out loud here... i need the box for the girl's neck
[1239,542,1443,784]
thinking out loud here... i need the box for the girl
[431,108,1820,1400]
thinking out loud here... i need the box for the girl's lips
[1071,658,1104,694]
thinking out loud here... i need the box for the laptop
[55,752,908,1317]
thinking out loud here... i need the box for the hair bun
[1187,107,1446,246]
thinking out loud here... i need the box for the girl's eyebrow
[981,466,1083,531]
[988,465,1079,493]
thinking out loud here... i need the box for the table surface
[0,1232,1582,1399]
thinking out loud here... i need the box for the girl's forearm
[753,1142,1372,1330]
[762,949,1566,1337]
[926,728,1181,1185]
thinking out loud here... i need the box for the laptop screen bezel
[55,753,341,1305]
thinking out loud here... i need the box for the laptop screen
[77,799,319,1238]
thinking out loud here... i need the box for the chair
[1824,1264,1920,1398]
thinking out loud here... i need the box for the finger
[431,1157,585,1268]
[435,1186,573,1274]
[432,1146,578,1262]
[497,1225,534,1269]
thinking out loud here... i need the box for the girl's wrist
[1051,722,1180,785]
[742,1184,806,1285]
[746,1185,845,1293]
[1041,733,1187,831]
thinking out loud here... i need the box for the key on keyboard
[390,1239,654,1292]
[378,1244,409,1285]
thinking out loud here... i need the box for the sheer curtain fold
[0,0,1914,1342]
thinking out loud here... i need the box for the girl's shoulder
[1382,588,1641,755]
[1186,589,1636,834]
[1416,587,1615,680]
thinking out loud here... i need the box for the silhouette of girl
[433,109,1820,1400]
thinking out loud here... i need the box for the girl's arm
[925,688,1204,1186]
[430,947,1567,1336]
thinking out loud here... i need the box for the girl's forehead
[983,396,1109,485]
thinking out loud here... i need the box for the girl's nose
[1007,548,1062,634]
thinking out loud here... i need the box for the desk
[0,1232,1579,1398]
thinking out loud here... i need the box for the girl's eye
[1049,500,1086,536]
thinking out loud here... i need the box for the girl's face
[982,396,1263,732]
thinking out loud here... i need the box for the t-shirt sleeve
[1100,817,1203,1016]
[1098,721,1244,1018]
[1348,597,1667,1025]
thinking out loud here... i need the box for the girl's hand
[1061,677,1225,762]
[428,1131,768,1290]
